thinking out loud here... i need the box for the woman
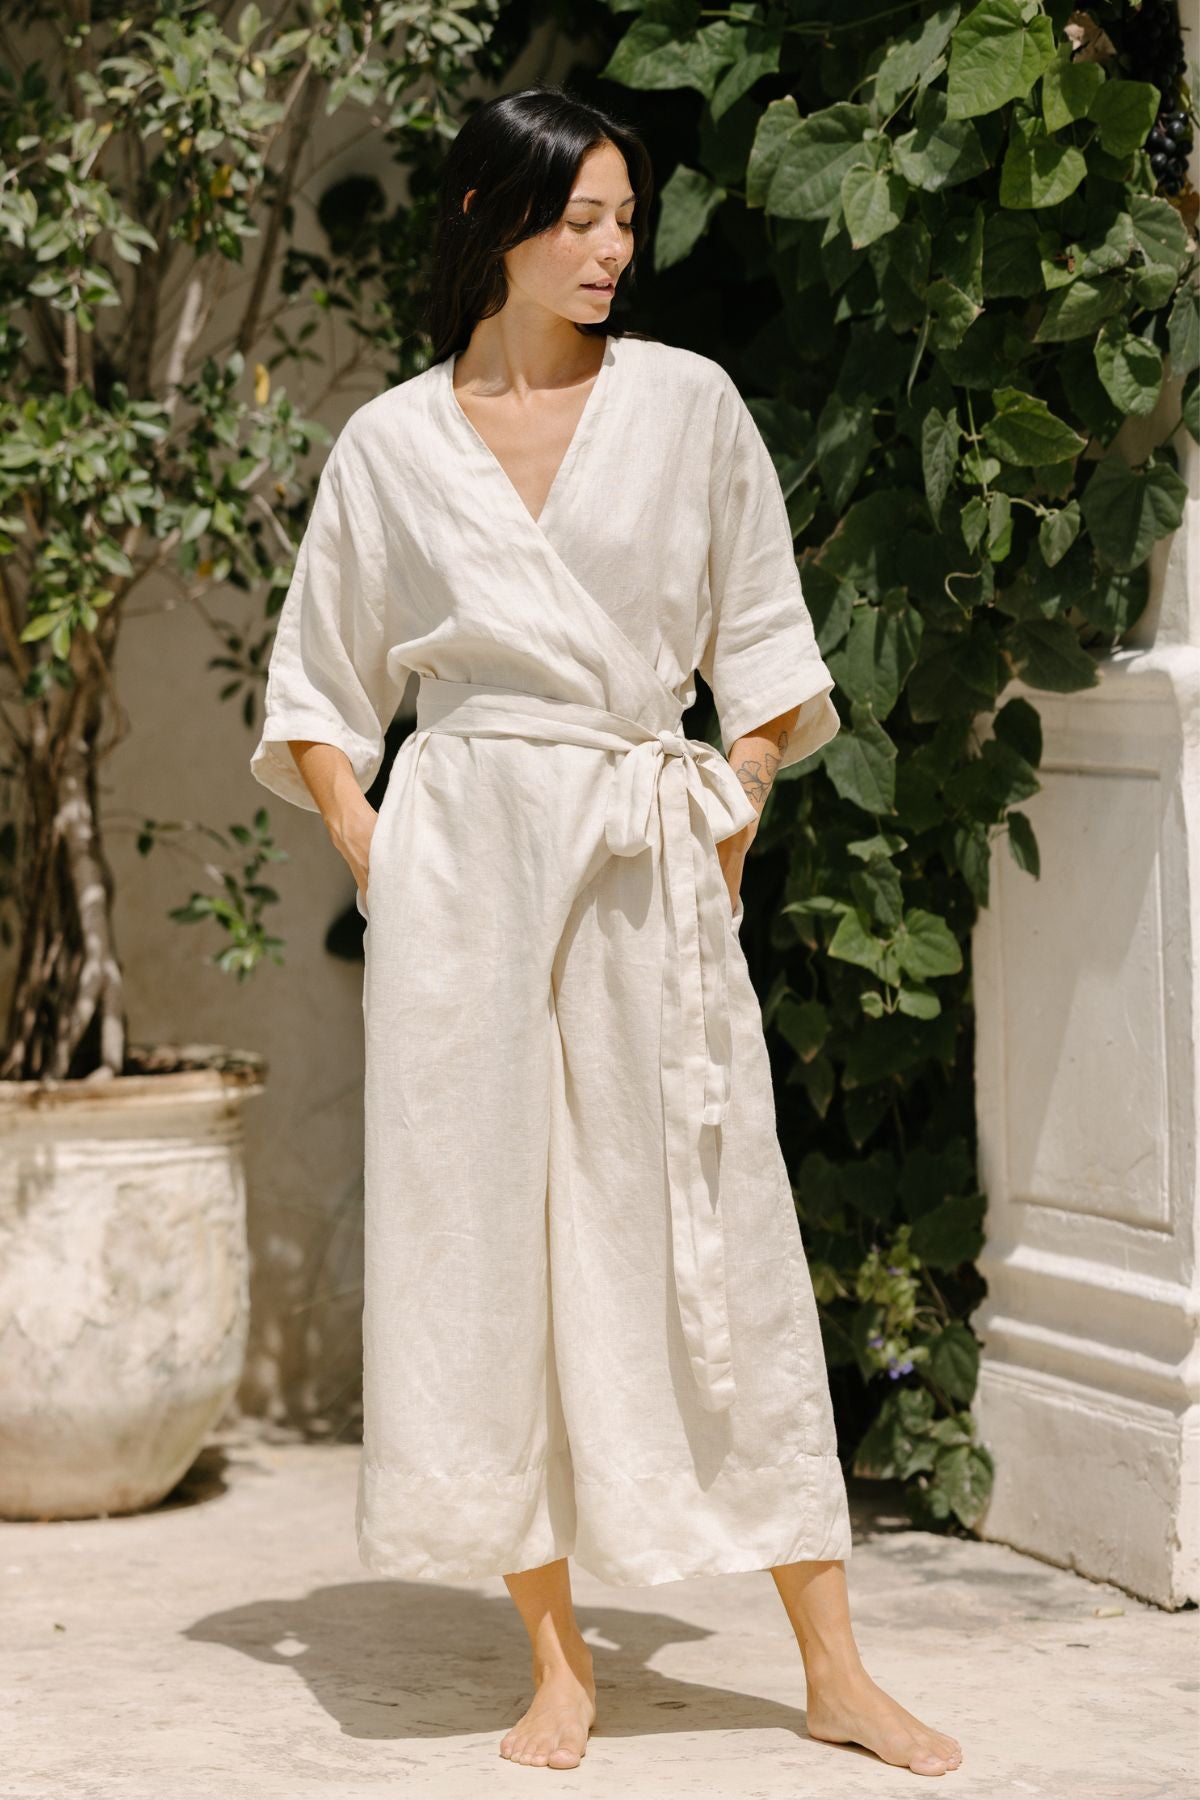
[250,85,962,1779]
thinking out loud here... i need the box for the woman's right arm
[248,431,400,907]
[287,739,377,897]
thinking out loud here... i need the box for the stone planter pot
[0,1045,265,1520]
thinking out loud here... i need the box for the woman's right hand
[286,744,381,901]
[331,800,378,903]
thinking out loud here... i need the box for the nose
[600,220,629,263]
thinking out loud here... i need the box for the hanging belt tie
[605,728,749,1128]
[413,677,759,1413]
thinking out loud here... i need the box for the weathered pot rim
[0,1042,266,1109]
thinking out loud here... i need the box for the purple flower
[867,1333,885,1348]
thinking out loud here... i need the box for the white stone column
[969,362,1199,1608]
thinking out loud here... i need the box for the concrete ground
[3,1423,1196,1799]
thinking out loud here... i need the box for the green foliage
[141,804,289,977]
[602,0,1197,1531]
[0,1,498,1076]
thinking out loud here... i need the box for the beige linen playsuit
[250,332,854,1586]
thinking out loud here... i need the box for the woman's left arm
[717,702,802,913]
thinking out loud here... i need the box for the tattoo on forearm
[733,728,789,808]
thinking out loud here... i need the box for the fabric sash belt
[414,675,760,1413]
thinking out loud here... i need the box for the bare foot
[805,1659,962,1776]
[499,1645,597,1770]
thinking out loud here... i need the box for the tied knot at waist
[603,723,749,862]
[413,675,760,1413]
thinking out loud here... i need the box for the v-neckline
[444,335,615,534]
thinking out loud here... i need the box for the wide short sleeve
[249,438,400,812]
[698,370,840,773]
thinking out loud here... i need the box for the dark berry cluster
[1115,0,1194,195]
[1147,106,1194,195]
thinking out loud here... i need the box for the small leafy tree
[0,0,499,1080]
[599,0,1197,1528]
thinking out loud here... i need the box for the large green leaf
[853,1389,937,1480]
[945,0,1032,120]
[1130,195,1190,277]
[1006,617,1100,690]
[935,1441,994,1527]
[999,115,1086,209]
[910,1191,986,1269]
[1094,320,1163,417]
[1041,49,1104,131]
[709,18,782,120]
[927,1322,980,1403]
[1168,285,1200,378]
[943,735,1040,818]
[850,853,905,931]
[601,16,732,97]
[982,211,1042,297]
[1006,809,1040,875]
[874,4,960,115]
[1088,79,1160,157]
[921,404,960,523]
[934,203,985,302]
[821,703,898,813]
[893,86,990,191]
[826,592,923,719]
[766,103,874,220]
[829,907,900,982]
[982,387,1087,466]
[775,996,830,1061]
[894,908,962,980]
[842,162,907,248]
[993,694,1042,764]
[654,164,724,270]
[1079,451,1189,571]
[746,94,799,208]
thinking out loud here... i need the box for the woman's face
[468,140,636,326]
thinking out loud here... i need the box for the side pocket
[358,725,432,928]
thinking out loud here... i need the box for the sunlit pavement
[4,1423,1196,1798]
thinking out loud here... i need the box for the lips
[582,281,614,291]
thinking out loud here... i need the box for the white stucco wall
[970,347,1199,1606]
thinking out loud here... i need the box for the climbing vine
[600,0,1197,1530]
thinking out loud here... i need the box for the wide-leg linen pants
[355,691,853,1588]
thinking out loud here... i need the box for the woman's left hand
[719,704,799,918]
[717,817,757,917]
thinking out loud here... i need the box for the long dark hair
[424,85,655,364]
